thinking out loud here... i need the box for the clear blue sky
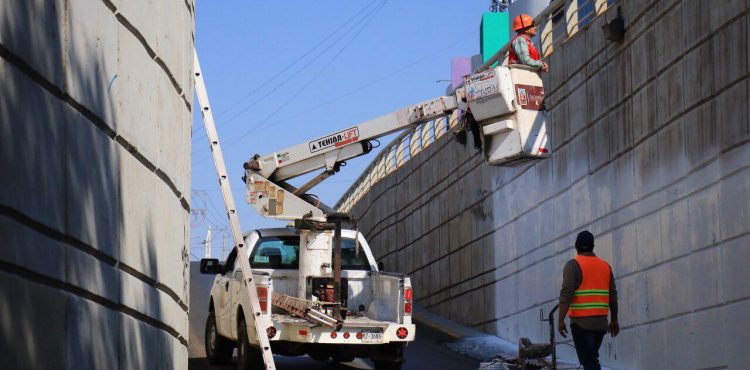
[190,0,491,260]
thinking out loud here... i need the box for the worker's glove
[608,320,620,337]
[557,320,567,338]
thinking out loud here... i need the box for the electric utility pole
[204,225,213,258]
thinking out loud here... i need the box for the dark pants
[571,323,606,370]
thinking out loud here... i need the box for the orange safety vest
[508,34,541,65]
[569,255,611,317]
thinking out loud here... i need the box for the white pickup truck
[200,227,415,370]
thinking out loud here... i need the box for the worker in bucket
[509,14,549,73]
[557,231,619,370]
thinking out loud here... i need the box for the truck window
[249,236,371,270]
[340,238,371,271]
[250,236,300,269]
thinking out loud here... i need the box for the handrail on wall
[336,0,617,212]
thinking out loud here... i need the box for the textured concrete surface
[0,0,194,368]
[343,2,750,369]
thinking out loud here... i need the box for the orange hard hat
[512,14,535,31]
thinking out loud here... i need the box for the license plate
[362,332,383,343]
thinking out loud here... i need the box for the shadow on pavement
[188,324,479,370]
[188,356,372,370]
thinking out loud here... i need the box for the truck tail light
[257,286,268,313]
[404,287,412,315]
[266,326,277,338]
[396,327,409,339]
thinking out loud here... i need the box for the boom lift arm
[243,65,550,223]
[243,95,461,222]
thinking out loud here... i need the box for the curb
[412,304,595,369]
[412,304,487,341]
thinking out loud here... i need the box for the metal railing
[335,0,617,212]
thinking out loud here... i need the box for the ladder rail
[193,49,277,370]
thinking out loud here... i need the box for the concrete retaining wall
[346,1,750,368]
[0,0,194,368]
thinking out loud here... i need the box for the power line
[245,29,478,137]
[199,1,388,158]
[193,0,385,148]
[191,1,386,144]
[204,209,227,228]
[208,1,381,121]
[192,28,476,165]
[192,191,229,227]
[205,197,230,226]
[190,208,206,228]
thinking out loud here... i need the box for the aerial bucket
[464,65,550,166]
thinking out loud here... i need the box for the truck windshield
[250,236,371,270]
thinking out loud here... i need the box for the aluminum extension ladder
[193,49,277,370]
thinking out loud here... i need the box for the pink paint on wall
[451,57,472,88]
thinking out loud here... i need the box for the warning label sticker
[465,69,500,102]
[309,127,360,153]
[515,84,545,111]
[276,151,291,164]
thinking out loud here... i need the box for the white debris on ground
[413,304,608,370]
[446,334,517,361]
[477,359,514,370]
[445,334,590,369]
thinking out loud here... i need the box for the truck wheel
[373,360,402,370]
[205,312,233,365]
[237,317,264,370]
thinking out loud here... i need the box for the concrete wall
[346,1,750,368]
[0,0,194,368]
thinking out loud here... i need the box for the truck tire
[373,360,402,370]
[205,312,233,365]
[237,317,264,370]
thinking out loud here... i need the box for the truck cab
[202,227,414,370]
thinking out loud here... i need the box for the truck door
[228,262,245,340]
[229,236,279,340]
[214,249,237,336]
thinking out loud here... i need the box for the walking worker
[558,231,619,370]
[508,14,549,73]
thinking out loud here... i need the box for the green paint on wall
[480,12,510,63]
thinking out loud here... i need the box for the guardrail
[336,0,617,212]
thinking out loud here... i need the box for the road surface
[189,262,479,370]
[188,323,479,370]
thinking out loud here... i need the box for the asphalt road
[189,262,478,370]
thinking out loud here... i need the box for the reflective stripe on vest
[508,35,541,65]
[569,255,611,318]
